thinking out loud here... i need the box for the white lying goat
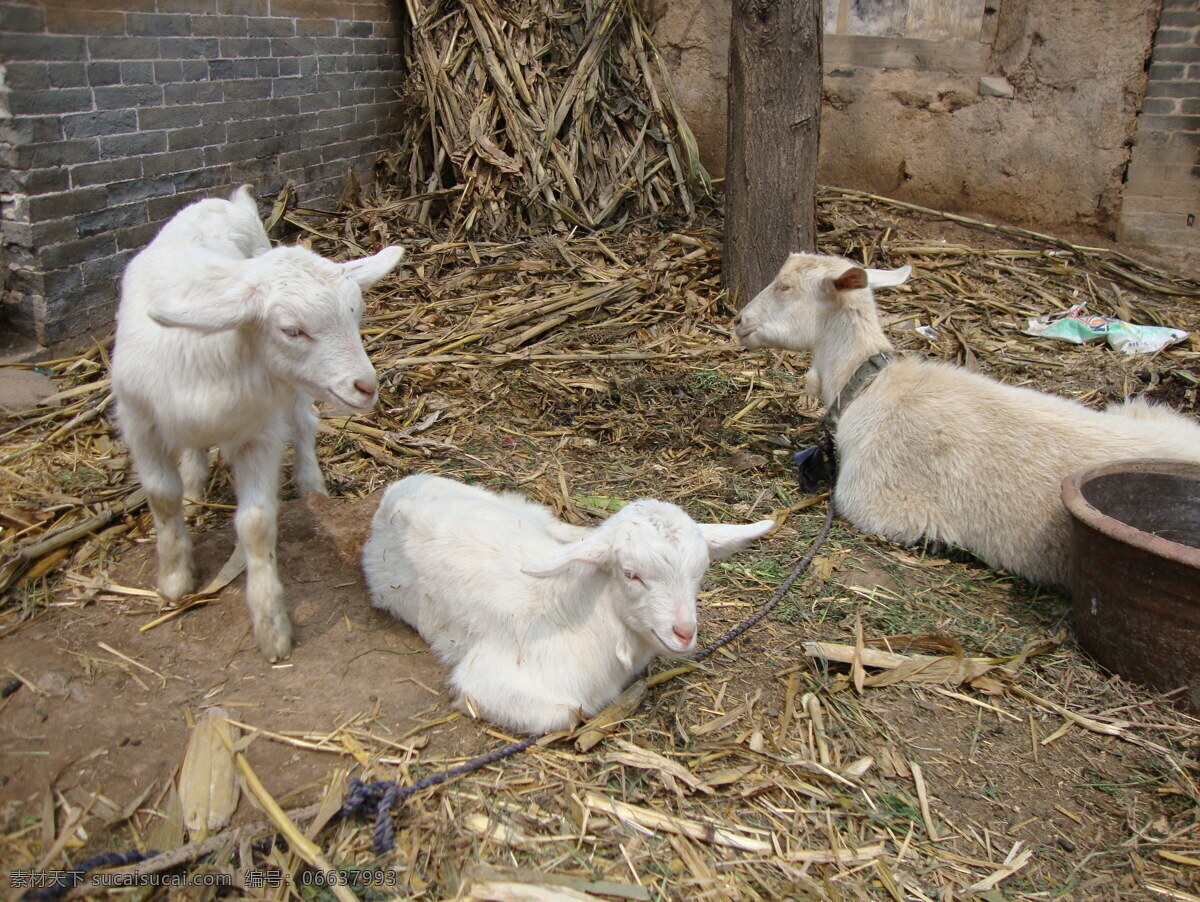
[733,252,1200,586]
[362,474,775,733]
[112,185,404,661]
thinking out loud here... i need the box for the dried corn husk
[178,706,240,838]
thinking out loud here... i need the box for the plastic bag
[1024,304,1188,354]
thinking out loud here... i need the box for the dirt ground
[0,492,491,835]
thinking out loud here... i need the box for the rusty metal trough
[1062,458,1200,709]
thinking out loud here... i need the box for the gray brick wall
[1119,0,1199,273]
[0,0,406,344]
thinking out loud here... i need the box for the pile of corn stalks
[383,0,710,237]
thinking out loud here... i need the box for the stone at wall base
[978,75,1016,98]
[0,368,58,412]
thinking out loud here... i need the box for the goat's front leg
[179,447,209,506]
[288,395,326,496]
[804,367,822,401]
[228,436,291,661]
[127,427,193,600]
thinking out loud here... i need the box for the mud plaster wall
[652,0,1165,252]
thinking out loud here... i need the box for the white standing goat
[112,186,404,661]
[733,252,1200,586]
[361,474,775,733]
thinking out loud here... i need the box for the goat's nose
[732,312,742,326]
[673,624,695,645]
[354,375,377,397]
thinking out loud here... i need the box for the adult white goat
[733,252,1200,586]
[362,474,775,733]
[112,185,404,661]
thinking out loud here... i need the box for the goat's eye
[281,326,310,340]
[623,569,643,583]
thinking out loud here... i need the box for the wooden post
[724,0,823,307]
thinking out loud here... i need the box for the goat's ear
[520,534,609,578]
[230,184,259,216]
[342,246,405,288]
[698,519,775,561]
[865,264,912,289]
[148,270,262,334]
[832,267,868,292]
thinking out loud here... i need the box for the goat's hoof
[255,615,293,662]
[295,476,328,497]
[158,569,194,601]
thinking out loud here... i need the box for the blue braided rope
[20,849,160,902]
[340,733,540,855]
[695,497,835,662]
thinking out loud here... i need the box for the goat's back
[835,356,1200,584]
[1108,396,1200,435]
[362,476,581,662]
[151,189,270,262]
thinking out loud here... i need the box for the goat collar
[823,351,893,430]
